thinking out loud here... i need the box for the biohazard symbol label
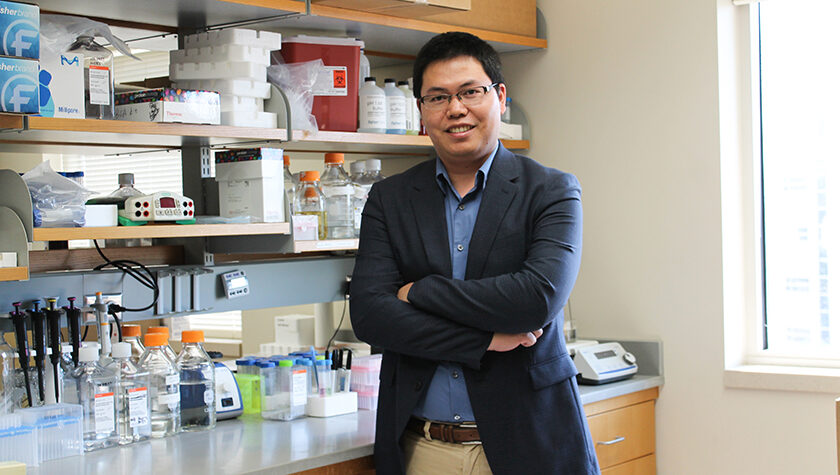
[333,69,347,88]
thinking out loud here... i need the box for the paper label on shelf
[88,65,111,105]
[128,387,149,428]
[94,392,115,434]
[312,66,347,96]
[291,369,307,406]
[165,374,180,386]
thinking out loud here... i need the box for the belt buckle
[457,422,481,445]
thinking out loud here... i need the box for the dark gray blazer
[350,143,600,475]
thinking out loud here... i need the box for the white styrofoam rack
[174,79,272,99]
[182,29,282,51]
[220,94,264,113]
[170,61,267,82]
[170,44,271,66]
[221,110,277,128]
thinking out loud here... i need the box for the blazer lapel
[410,162,453,277]
[465,145,519,279]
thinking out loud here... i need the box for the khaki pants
[401,430,493,475]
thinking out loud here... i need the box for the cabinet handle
[597,436,625,446]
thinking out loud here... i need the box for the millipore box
[38,51,83,118]
[0,55,37,113]
[115,88,221,124]
[0,1,39,59]
[215,148,285,223]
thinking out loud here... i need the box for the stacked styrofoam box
[349,354,381,411]
[171,29,281,128]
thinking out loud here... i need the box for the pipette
[45,298,63,402]
[64,297,82,367]
[9,302,32,407]
[28,300,47,404]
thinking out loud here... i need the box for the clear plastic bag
[267,59,321,134]
[22,161,94,228]
[40,13,138,58]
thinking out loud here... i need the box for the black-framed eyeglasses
[419,83,499,110]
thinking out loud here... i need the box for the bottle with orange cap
[321,153,355,239]
[284,154,297,221]
[146,326,178,362]
[293,170,327,240]
[175,330,216,431]
[121,324,145,363]
[138,332,180,438]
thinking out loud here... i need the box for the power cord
[325,295,348,354]
[93,239,159,312]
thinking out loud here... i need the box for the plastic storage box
[277,35,363,132]
[350,354,381,411]
[17,403,84,464]
[114,88,221,124]
[215,148,286,222]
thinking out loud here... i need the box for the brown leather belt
[406,417,481,444]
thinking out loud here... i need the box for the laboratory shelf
[0,115,529,154]
[32,223,291,242]
[0,267,28,282]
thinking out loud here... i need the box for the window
[759,0,840,358]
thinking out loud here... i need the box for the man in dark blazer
[350,31,599,475]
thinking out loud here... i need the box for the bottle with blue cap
[234,358,260,415]
[258,360,280,420]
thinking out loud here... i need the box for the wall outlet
[84,294,122,319]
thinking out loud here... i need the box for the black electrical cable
[109,308,123,343]
[82,324,89,341]
[325,296,348,354]
[93,240,159,312]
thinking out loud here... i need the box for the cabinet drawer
[601,454,656,475]
[587,400,655,468]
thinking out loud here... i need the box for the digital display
[159,197,176,208]
[228,277,248,289]
[594,350,617,359]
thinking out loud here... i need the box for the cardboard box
[115,88,221,124]
[0,55,37,113]
[313,0,469,16]
[0,1,38,59]
[215,149,285,223]
[422,0,536,37]
[38,52,84,118]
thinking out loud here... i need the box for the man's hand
[487,329,544,352]
[397,282,414,303]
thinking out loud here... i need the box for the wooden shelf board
[293,239,358,253]
[0,115,529,154]
[0,267,28,282]
[33,223,291,242]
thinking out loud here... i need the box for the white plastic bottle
[365,158,386,184]
[397,80,419,135]
[358,77,387,134]
[138,333,180,438]
[321,153,355,239]
[175,330,216,432]
[358,47,371,90]
[502,97,512,123]
[109,342,151,445]
[68,346,118,451]
[384,78,406,135]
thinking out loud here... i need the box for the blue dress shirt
[412,142,499,423]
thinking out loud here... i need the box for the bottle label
[94,392,115,434]
[128,387,149,428]
[165,374,180,386]
[359,95,387,129]
[292,370,307,406]
[204,389,215,405]
[322,185,354,197]
[158,392,180,406]
[387,95,407,129]
[88,65,111,106]
[312,66,348,97]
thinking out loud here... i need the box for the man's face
[419,56,506,168]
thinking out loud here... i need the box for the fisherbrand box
[0,55,38,113]
[0,1,39,59]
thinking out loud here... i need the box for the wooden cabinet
[585,387,658,474]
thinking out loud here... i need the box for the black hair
[412,31,505,99]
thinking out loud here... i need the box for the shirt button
[414,380,423,391]
[452,371,459,379]
[454,414,462,421]
[456,244,464,252]
[457,204,465,211]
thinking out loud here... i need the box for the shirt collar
[435,141,500,198]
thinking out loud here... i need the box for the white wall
[501,1,836,474]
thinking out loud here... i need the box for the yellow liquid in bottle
[298,211,327,240]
